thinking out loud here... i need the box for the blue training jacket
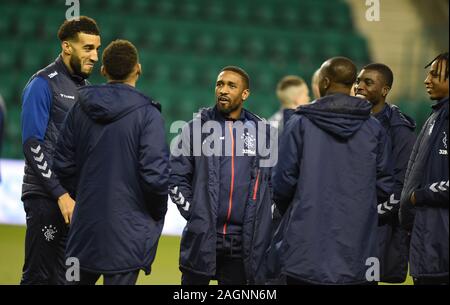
[272,93,393,284]
[53,83,169,274]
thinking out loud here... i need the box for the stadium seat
[277,6,300,28]
[202,2,225,21]
[252,4,275,25]
[230,2,251,24]
[243,38,266,60]
[193,33,216,55]
[177,0,200,20]
[14,8,39,38]
[155,1,176,18]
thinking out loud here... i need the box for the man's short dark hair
[277,75,306,91]
[425,52,449,82]
[321,57,356,87]
[362,63,394,88]
[220,66,250,89]
[57,16,100,41]
[102,39,138,81]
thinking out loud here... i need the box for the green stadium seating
[0,0,372,159]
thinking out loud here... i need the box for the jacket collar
[432,96,449,110]
[54,55,86,86]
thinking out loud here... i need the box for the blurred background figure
[311,69,321,100]
[269,75,310,133]
[0,94,5,183]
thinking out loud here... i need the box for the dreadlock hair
[425,52,449,82]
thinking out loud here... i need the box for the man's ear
[242,88,250,101]
[136,63,142,77]
[382,86,390,97]
[322,77,330,90]
[100,65,107,77]
[61,41,72,56]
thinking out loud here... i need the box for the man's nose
[90,50,99,63]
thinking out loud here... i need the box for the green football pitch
[0,224,183,284]
[0,224,412,285]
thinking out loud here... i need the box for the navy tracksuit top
[215,109,255,235]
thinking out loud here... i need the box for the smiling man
[169,66,274,285]
[20,16,101,285]
[400,52,449,285]
[355,63,416,283]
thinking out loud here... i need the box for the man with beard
[20,16,101,285]
[355,63,416,283]
[169,66,274,284]
[400,52,449,285]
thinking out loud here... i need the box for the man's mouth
[218,96,230,103]
[355,92,366,99]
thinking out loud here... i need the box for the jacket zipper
[252,169,260,200]
[223,122,235,235]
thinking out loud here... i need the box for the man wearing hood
[355,63,416,283]
[400,52,449,285]
[272,57,393,285]
[53,40,169,285]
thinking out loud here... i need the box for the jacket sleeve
[139,108,170,221]
[21,76,67,199]
[378,126,416,225]
[375,126,394,205]
[53,106,78,197]
[413,180,449,208]
[272,116,303,215]
[169,122,194,220]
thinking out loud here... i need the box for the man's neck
[371,101,386,114]
[61,53,75,76]
[107,79,136,87]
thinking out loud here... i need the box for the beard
[69,55,91,79]
[216,99,241,116]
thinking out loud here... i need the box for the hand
[410,192,416,205]
[58,193,75,224]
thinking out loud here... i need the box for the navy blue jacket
[400,97,449,279]
[169,107,274,284]
[374,103,416,283]
[214,110,256,236]
[53,83,169,274]
[272,94,393,284]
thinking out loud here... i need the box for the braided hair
[425,52,449,82]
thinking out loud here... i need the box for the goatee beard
[69,56,90,79]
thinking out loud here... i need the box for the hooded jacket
[169,107,274,284]
[400,97,449,279]
[53,83,169,274]
[272,93,393,284]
